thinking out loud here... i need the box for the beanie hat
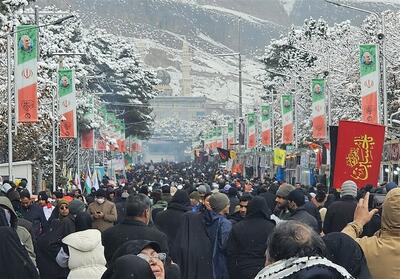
[223,184,231,193]
[96,188,107,198]
[38,191,49,201]
[209,193,230,213]
[276,183,295,198]
[58,199,69,207]
[189,191,201,201]
[0,183,12,194]
[69,199,85,215]
[197,185,207,195]
[287,188,306,207]
[341,180,358,198]
[386,182,397,193]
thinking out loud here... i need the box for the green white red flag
[311,79,327,139]
[247,112,256,149]
[15,25,38,122]
[281,95,294,144]
[360,44,379,124]
[261,104,271,146]
[58,68,77,138]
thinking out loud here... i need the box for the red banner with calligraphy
[333,120,384,189]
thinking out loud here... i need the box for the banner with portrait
[311,79,327,139]
[360,44,379,124]
[81,129,94,149]
[58,68,77,138]
[247,112,256,149]
[227,121,235,149]
[261,104,271,146]
[15,25,38,122]
[333,120,384,189]
[281,95,294,144]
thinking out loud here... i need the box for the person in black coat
[154,190,191,252]
[102,194,169,264]
[226,196,275,279]
[287,189,319,233]
[258,183,278,212]
[323,180,358,234]
[303,200,322,233]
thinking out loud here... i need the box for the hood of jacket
[0,197,18,227]
[62,229,101,252]
[381,188,400,233]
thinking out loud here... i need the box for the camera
[377,33,385,40]
[323,71,329,77]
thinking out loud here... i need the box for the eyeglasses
[60,206,69,210]
[137,252,166,264]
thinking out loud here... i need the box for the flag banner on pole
[360,44,379,124]
[96,138,107,151]
[247,112,256,149]
[281,95,294,144]
[84,165,92,194]
[74,172,82,191]
[311,79,327,139]
[261,104,271,146]
[333,120,384,189]
[217,147,230,162]
[58,68,77,138]
[81,129,94,149]
[15,25,38,122]
[274,148,286,166]
[227,121,235,149]
[92,169,99,190]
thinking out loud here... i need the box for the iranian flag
[247,112,256,149]
[281,95,294,144]
[311,79,327,139]
[227,121,235,149]
[58,68,77,138]
[261,104,271,146]
[360,44,379,124]
[15,25,38,122]
[81,130,94,149]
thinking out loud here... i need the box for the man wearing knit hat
[323,180,358,234]
[275,183,296,220]
[205,192,232,279]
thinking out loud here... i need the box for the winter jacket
[18,202,47,241]
[288,206,319,233]
[323,195,357,234]
[102,219,169,264]
[88,200,117,232]
[62,229,106,279]
[303,201,322,233]
[342,188,400,279]
[151,200,168,221]
[255,256,353,279]
[203,210,232,279]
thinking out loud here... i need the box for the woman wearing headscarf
[226,196,276,279]
[323,232,372,279]
[0,227,39,279]
[110,255,155,279]
[36,200,76,279]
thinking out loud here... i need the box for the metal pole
[92,93,96,174]
[382,14,388,128]
[239,54,243,118]
[34,6,40,58]
[52,77,56,191]
[294,90,298,149]
[7,34,13,181]
[77,132,80,176]
[270,90,275,150]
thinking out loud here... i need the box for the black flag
[217,148,230,162]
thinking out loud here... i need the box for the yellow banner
[274,148,286,166]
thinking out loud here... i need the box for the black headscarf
[102,240,161,279]
[110,255,155,279]
[246,196,272,219]
[0,227,39,279]
[323,232,372,279]
[168,190,191,211]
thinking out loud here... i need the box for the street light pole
[238,53,243,117]
[325,0,387,127]
[7,34,12,181]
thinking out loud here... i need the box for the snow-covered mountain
[35,0,400,108]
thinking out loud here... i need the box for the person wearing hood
[0,227,39,279]
[88,188,117,232]
[227,187,239,215]
[226,196,275,279]
[342,190,400,279]
[56,229,107,279]
[287,188,319,233]
[255,221,353,279]
[115,189,129,224]
[154,190,191,251]
[0,196,36,266]
[323,232,372,279]
[109,255,156,279]
[203,192,232,279]
[69,199,92,232]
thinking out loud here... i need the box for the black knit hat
[287,188,305,207]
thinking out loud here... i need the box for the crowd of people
[0,161,398,279]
